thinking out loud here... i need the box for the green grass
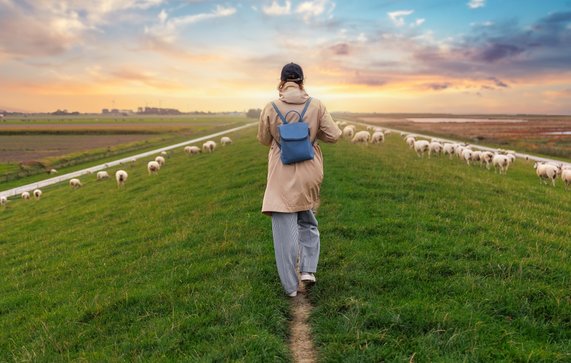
[1,128,570,361]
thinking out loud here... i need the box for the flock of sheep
[0,136,232,208]
[335,121,571,189]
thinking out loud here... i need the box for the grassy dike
[1,127,570,361]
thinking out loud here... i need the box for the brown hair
[278,80,304,91]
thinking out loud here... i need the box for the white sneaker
[300,273,316,283]
[287,290,298,297]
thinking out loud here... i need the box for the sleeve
[257,103,273,146]
[316,100,342,143]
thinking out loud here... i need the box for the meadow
[1,124,570,361]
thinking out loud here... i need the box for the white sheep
[352,130,370,144]
[342,126,355,138]
[534,162,559,186]
[414,140,430,157]
[33,189,42,200]
[471,151,482,163]
[492,154,510,174]
[384,130,392,136]
[462,149,473,165]
[405,136,416,148]
[160,151,169,158]
[96,171,110,180]
[69,178,82,189]
[561,167,571,189]
[202,141,217,153]
[155,156,166,166]
[147,161,160,175]
[220,136,233,146]
[115,170,128,188]
[371,131,384,144]
[21,192,30,200]
[442,143,455,159]
[0,196,7,207]
[428,142,442,158]
[184,146,201,155]
[480,151,494,169]
[49,169,58,174]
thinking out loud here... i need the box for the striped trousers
[271,210,320,295]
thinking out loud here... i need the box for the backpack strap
[300,97,312,121]
[271,102,288,124]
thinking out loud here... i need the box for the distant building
[137,107,182,115]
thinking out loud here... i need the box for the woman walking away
[257,62,342,297]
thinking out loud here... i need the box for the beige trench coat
[257,82,342,215]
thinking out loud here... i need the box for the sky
[1,0,571,114]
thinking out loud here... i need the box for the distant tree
[246,108,262,118]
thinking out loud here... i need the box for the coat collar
[279,82,309,104]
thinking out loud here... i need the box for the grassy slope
[313,137,571,362]
[1,128,570,361]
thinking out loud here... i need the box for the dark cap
[280,62,304,82]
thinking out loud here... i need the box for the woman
[257,63,341,297]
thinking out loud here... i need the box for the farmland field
[343,113,571,161]
[1,122,569,361]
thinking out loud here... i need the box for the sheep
[220,136,233,146]
[160,151,169,158]
[342,125,355,138]
[461,149,473,165]
[155,156,166,166]
[115,170,128,188]
[414,140,430,157]
[49,168,58,174]
[561,167,571,189]
[33,189,42,200]
[428,142,443,158]
[370,131,384,144]
[442,143,456,159]
[352,130,370,144]
[21,192,30,200]
[405,136,416,148]
[492,154,510,174]
[202,141,217,153]
[0,196,7,207]
[147,161,160,175]
[471,151,482,163]
[184,146,201,155]
[534,162,559,186]
[69,178,82,189]
[480,151,494,169]
[384,130,392,136]
[96,171,110,180]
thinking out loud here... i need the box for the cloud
[329,43,350,55]
[388,10,414,27]
[488,77,509,88]
[467,0,485,9]
[296,0,335,22]
[425,82,452,91]
[145,5,237,43]
[262,1,291,16]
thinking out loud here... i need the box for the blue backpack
[271,98,314,165]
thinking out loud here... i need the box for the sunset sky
[1,0,571,114]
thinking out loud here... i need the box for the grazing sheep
[342,126,355,138]
[221,136,233,146]
[384,130,392,136]
[96,171,110,180]
[534,162,559,186]
[352,130,370,144]
[130,158,137,165]
[442,143,455,159]
[480,151,494,169]
[414,140,430,157]
[462,149,473,165]
[428,142,443,158]
[492,154,510,174]
[370,131,384,144]
[202,140,217,153]
[33,189,42,200]
[21,192,30,200]
[561,167,571,189]
[49,169,58,174]
[160,151,169,158]
[0,196,7,207]
[69,178,82,189]
[115,170,128,188]
[155,156,166,166]
[184,146,201,155]
[405,136,416,148]
[147,161,160,175]
[471,151,482,163]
